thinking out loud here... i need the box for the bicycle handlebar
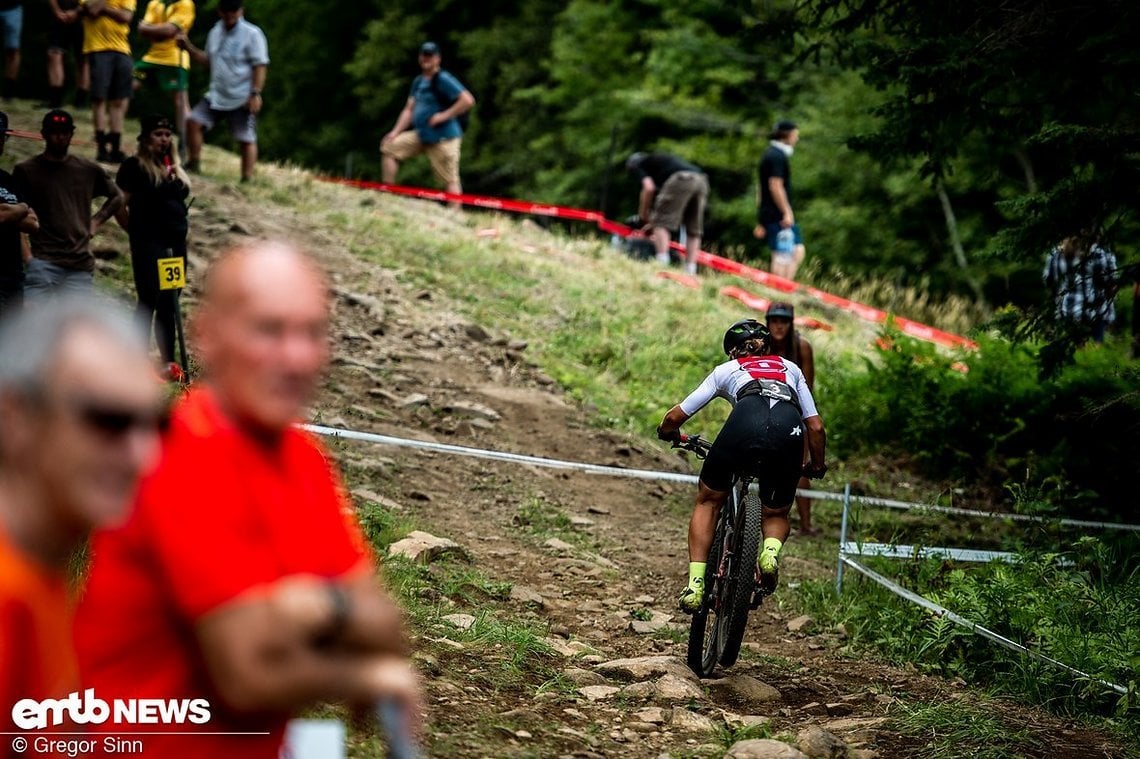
[671,433,712,459]
[672,433,826,480]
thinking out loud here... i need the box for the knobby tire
[719,488,762,667]
[686,509,729,677]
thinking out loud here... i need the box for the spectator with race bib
[113,114,189,369]
[657,319,827,613]
[381,41,474,209]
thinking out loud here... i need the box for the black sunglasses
[68,399,165,436]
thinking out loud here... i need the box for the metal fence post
[836,482,852,594]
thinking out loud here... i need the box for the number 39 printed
[157,257,186,290]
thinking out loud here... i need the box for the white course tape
[840,556,1128,695]
[801,488,1139,532]
[303,424,700,484]
[305,424,1140,531]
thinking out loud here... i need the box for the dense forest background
[12,0,1139,314]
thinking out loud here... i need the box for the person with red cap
[13,109,122,301]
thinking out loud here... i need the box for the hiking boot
[678,582,704,614]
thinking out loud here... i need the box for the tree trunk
[936,178,986,303]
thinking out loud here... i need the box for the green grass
[892,698,1042,759]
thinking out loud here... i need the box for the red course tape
[322,178,978,350]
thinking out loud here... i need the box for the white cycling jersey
[679,355,819,419]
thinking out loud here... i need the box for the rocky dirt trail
[173,172,1127,759]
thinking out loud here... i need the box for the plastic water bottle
[775,228,795,254]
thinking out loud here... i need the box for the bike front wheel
[718,487,762,667]
[686,508,729,678]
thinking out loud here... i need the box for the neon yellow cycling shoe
[678,580,704,614]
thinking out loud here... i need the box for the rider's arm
[804,415,826,471]
[657,405,690,441]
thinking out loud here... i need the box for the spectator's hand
[248,92,263,115]
[89,219,103,237]
[365,656,423,739]
[780,212,794,228]
[175,32,189,49]
[427,112,448,127]
[380,130,398,147]
[640,223,654,236]
[24,208,39,232]
[753,224,766,239]
[271,575,334,636]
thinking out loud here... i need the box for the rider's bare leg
[688,480,729,561]
[761,503,791,543]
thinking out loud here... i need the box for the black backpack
[428,70,471,132]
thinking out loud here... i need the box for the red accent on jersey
[737,356,788,383]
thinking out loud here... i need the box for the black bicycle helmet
[723,319,770,356]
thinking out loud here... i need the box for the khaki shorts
[381,131,462,187]
[651,171,708,236]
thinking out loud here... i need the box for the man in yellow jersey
[134,0,194,157]
[79,0,135,162]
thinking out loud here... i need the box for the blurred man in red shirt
[75,241,418,758]
[0,297,162,757]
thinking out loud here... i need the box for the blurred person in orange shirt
[0,297,163,755]
[75,241,419,758]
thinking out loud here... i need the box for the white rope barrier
[306,423,1140,532]
[310,422,1133,697]
[304,424,700,484]
[840,556,1128,695]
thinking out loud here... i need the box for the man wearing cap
[79,0,136,163]
[178,0,269,182]
[626,151,709,276]
[0,110,39,318]
[12,109,122,300]
[381,41,474,208]
[754,120,806,280]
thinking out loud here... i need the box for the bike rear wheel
[719,486,762,667]
[686,509,729,678]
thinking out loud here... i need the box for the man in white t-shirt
[656,319,827,612]
[177,0,268,181]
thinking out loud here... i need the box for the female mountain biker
[657,319,827,613]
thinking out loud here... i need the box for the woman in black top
[115,114,190,365]
[766,302,818,535]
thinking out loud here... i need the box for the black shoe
[107,150,126,164]
[184,159,200,173]
[96,147,111,163]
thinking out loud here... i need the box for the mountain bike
[673,433,820,678]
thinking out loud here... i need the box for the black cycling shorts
[699,394,804,503]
